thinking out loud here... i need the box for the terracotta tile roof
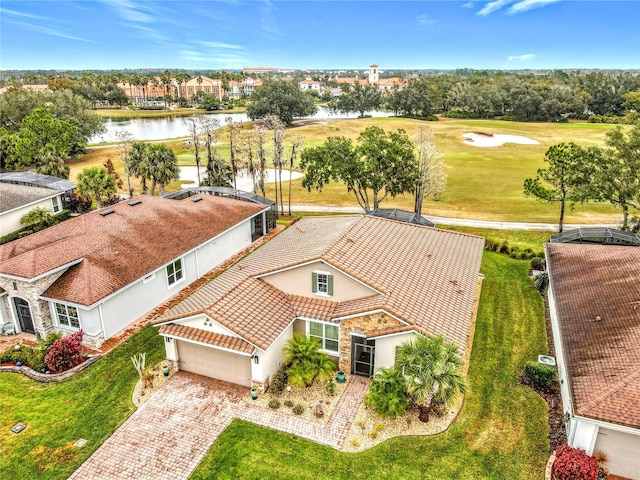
[547,243,640,429]
[0,195,265,306]
[158,324,254,354]
[157,215,484,352]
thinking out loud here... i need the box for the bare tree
[115,130,134,197]
[200,118,232,187]
[413,126,446,215]
[264,115,286,214]
[183,116,203,185]
[254,126,268,197]
[239,130,257,193]
[225,116,242,189]
[287,135,305,215]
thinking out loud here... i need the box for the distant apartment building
[335,64,405,92]
[243,66,280,74]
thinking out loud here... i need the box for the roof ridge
[580,368,640,415]
[318,214,365,257]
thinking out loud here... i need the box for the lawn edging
[0,354,101,382]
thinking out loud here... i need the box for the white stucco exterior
[0,195,63,237]
[373,332,416,372]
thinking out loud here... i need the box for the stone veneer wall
[338,312,404,373]
[0,270,67,339]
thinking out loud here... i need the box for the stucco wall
[0,195,61,236]
[594,427,640,480]
[182,315,240,337]
[254,321,295,385]
[373,332,415,371]
[261,260,377,302]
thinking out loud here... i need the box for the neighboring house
[0,172,75,237]
[335,64,406,93]
[0,194,273,346]
[153,215,484,390]
[546,243,640,480]
[299,78,322,92]
[227,78,262,99]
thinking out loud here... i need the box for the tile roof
[0,195,266,306]
[0,182,59,213]
[157,215,484,353]
[158,324,254,354]
[547,243,640,429]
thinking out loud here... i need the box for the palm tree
[127,141,152,194]
[283,334,336,387]
[396,334,467,422]
[147,143,179,195]
[77,166,117,208]
[36,148,70,179]
[20,207,54,230]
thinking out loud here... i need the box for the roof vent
[128,200,142,206]
[191,197,203,203]
[100,209,115,217]
[538,355,556,367]
[591,315,602,322]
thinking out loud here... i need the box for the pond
[89,107,395,144]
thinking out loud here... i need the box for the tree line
[524,124,640,232]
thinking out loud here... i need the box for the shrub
[531,257,545,270]
[498,242,510,254]
[268,398,281,409]
[0,345,33,365]
[142,366,155,389]
[283,399,293,408]
[26,349,46,372]
[534,272,549,292]
[283,334,336,387]
[484,239,499,252]
[554,444,599,480]
[524,360,556,388]
[44,330,83,373]
[292,404,305,415]
[269,366,288,394]
[351,439,360,447]
[325,379,336,396]
[364,367,408,418]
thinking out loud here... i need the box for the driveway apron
[69,372,368,480]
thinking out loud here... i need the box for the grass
[190,251,549,480]
[77,117,624,224]
[0,325,164,480]
[439,226,551,253]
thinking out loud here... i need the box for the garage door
[178,341,252,387]
[594,427,640,480]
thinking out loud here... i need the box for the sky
[1,0,639,71]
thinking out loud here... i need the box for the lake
[89,107,395,144]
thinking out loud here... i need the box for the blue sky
[1,1,639,71]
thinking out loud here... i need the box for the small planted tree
[44,330,83,373]
[283,334,336,388]
[20,207,54,230]
[364,367,408,418]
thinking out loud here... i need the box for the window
[166,259,184,287]
[309,321,339,352]
[312,271,333,296]
[51,196,61,213]
[55,303,79,329]
[205,87,210,93]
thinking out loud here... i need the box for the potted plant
[162,366,170,377]
[336,370,346,383]
[250,388,258,400]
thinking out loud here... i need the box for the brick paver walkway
[69,372,369,480]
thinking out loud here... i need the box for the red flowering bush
[554,445,599,480]
[44,330,84,373]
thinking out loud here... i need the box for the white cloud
[477,0,513,16]
[198,41,245,50]
[101,0,155,23]
[416,14,435,26]
[5,19,93,42]
[260,0,282,38]
[508,0,561,15]
[0,8,51,21]
[508,53,536,61]
[462,2,475,8]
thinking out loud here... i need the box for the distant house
[0,194,274,346]
[153,215,484,389]
[334,64,405,94]
[299,77,322,92]
[0,172,75,237]
[546,243,640,480]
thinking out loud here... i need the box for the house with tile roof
[0,194,273,346]
[0,172,76,237]
[546,243,640,480]
[153,215,484,390]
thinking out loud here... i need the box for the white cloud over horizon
[478,0,561,16]
[417,14,435,25]
[508,53,536,61]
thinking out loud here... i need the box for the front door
[14,298,35,334]
[351,336,375,377]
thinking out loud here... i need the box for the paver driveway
[69,372,368,480]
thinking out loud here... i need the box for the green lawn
[0,325,164,479]
[190,252,549,480]
[439,226,551,253]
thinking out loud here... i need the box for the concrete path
[69,372,368,480]
[287,204,618,232]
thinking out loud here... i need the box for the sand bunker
[179,166,303,191]
[463,132,539,147]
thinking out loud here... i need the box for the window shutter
[328,274,334,296]
[312,272,318,293]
